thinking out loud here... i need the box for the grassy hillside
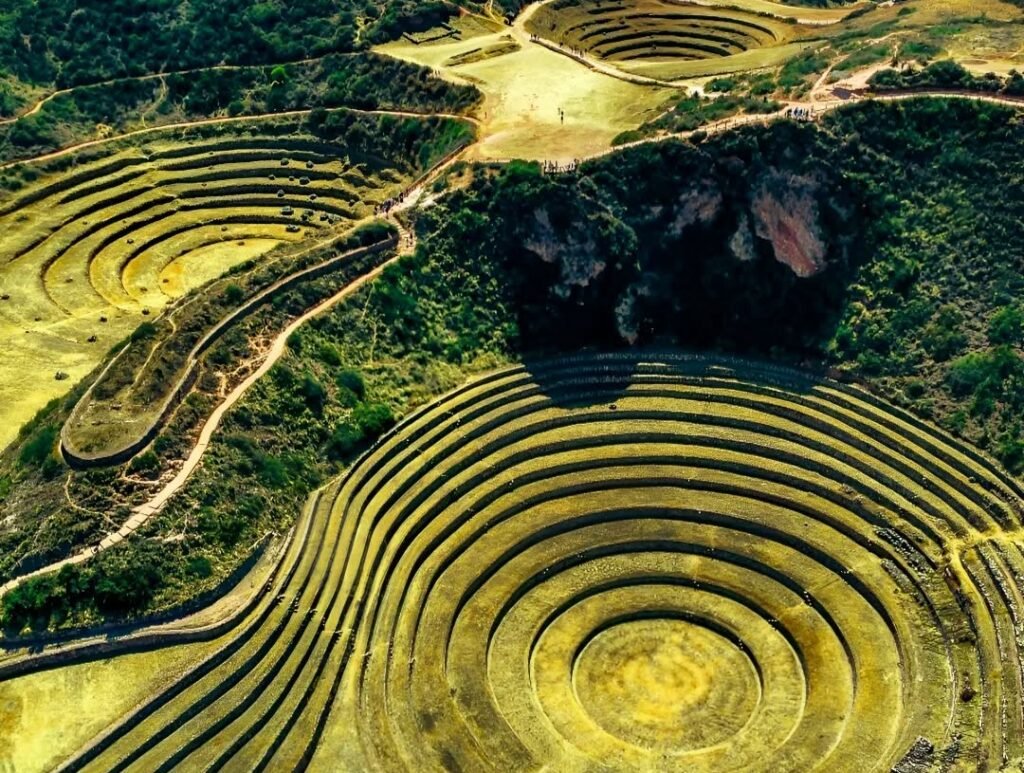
[2,98,1023,632]
[0,51,480,167]
[0,1,468,96]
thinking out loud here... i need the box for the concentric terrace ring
[64,353,1024,772]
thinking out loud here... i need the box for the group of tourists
[787,106,816,121]
[375,194,405,216]
[559,41,587,58]
[541,159,579,173]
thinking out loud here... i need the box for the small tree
[988,305,1024,346]
[335,368,366,399]
[224,283,245,304]
[354,402,395,436]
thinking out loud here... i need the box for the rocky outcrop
[750,173,827,278]
[524,208,606,299]
[668,178,723,235]
[728,212,757,263]
[507,148,849,353]
[614,274,657,345]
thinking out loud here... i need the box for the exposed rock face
[614,274,657,345]
[513,160,842,352]
[668,178,723,235]
[728,213,756,263]
[750,173,827,278]
[614,289,641,345]
[524,208,606,299]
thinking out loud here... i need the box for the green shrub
[92,550,164,615]
[224,283,245,304]
[611,130,643,147]
[705,77,736,93]
[988,305,1024,346]
[336,369,366,399]
[19,425,59,469]
[198,506,248,548]
[257,455,289,489]
[186,556,214,578]
[328,422,364,460]
[904,380,927,399]
[128,451,159,474]
[352,220,398,245]
[300,373,327,414]
[353,402,395,436]
[947,347,1023,398]
[1,575,61,631]
[947,352,993,397]
[922,305,967,361]
[318,342,342,367]
[130,321,159,342]
[779,52,827,89]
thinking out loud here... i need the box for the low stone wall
[61,235,396,469]
[0,533,277,681]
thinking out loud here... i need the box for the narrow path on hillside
[3,88,1023,596]
[585,90,1024,160]
[0,148,463,597]
[5,86,1019,597]
[0,56,336,128]
[0,106,479,172]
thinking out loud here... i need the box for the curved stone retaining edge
[0,480,328,681]
[0,532,279,682]
[60,235,397,470]
[866,87,1024,105]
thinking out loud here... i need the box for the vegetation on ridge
[3,98,1024,633]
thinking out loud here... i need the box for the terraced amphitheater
[0,137,388,314]
[0,117,419,447]
[525,0,808,80]
[58,352,1024,771]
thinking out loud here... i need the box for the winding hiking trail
[0,151,456,598]
[0,56,340,128]
[586,90,1024,160]
[2,0,1024,601]
[0,106,479,173]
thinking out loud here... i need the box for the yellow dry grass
[821,0,1024,74]
[378,16,675,162]
[459,45,675,161]
[155,236,287,299]
[0,128,405,450]
[0,313,133,451]
[697,0,870,23]
[0,640,213,772]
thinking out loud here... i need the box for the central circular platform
[574,617,760,750]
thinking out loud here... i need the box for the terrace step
[57,352,1023,771]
